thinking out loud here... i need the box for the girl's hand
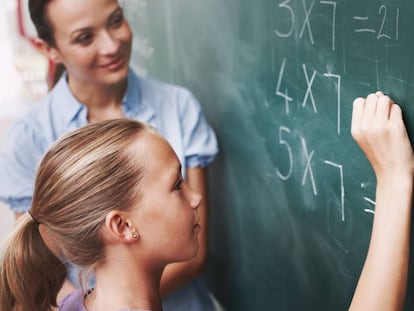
[351,91,414,181]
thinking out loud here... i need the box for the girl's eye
[174,178,183,191]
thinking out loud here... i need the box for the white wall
[0,1,47,242]
[0,203,15,242]
[0,119,17,241]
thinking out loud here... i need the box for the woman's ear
[104,211,139,242]
[34,38,63,64]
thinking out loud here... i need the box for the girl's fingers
[364,93,379,117]
[376,95,393,121]
[351,97,365,136]
[352,92,413,179]
[390,103,403,121]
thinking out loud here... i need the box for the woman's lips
[102,56,125,71]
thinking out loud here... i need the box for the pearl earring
[132,231,138,239]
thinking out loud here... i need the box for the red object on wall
[16,0,55,88]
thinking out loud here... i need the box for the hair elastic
[28,210,40,225]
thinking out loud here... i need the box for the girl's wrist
[376,171,413,187]
[376,174,413,197]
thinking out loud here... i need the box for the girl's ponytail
[0,213,66,311]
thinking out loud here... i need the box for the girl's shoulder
[58,290,86,311]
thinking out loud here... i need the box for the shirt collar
[53,69,156,128]
[52,72,86,128]
[122,69,142,115]
[122,69,156,125]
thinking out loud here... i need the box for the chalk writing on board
[301,136,317,195]
[298,0,316,45]
[276,126,293,181]
[275,128,318,196]
[320,1,337,51]
[275,124,348,220]
[353,6,399,40]
[302,64,318,113]
[324,161,345,221]
[275,58,342,134]
[274,0,337,50]
[272,1,402,226]
[323,73,341,135]
[275,1,400,51]
[363,197,375,215]
[274,0,295,38]
[274,65,354,223]
[275,58,293,115]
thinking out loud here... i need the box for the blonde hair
[0,119,153,311]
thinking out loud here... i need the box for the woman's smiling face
[45,0,132,86]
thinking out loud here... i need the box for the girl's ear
[34,38,63,64]
[104,211,139,242]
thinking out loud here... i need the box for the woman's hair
[0,119,152,311]
[28,0,64,87]
[29,0,54,46]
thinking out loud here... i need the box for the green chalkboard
[122,0,414,310]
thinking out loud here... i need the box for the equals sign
[353,16,376,34]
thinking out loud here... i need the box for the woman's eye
[110,13,124,28]
[76,33,93,45]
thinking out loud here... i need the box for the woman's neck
[67,76,127,123]
[85,261,163,311]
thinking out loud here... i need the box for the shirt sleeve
[179,91,219,168]
[0,119,46,213]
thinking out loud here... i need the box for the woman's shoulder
[130,71,194,102]
[4,78,78,147]
[3,100,56,151]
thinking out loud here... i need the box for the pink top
[59,290,152,311]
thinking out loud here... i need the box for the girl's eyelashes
[173,178,184,190]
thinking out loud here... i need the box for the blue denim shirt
[0,69,218,213]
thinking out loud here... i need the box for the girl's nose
[190,188,202,209]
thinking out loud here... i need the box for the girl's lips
[193,215,200,231]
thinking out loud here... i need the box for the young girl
[0,0,218,309]
[1,120,203,311]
